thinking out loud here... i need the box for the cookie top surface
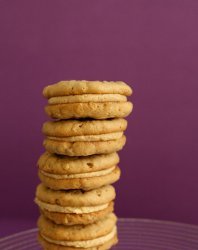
[36,183,115,206]
[38,152,119,174]
[43,80,132,98]
[42,118,127,137]
[38,213,117,241]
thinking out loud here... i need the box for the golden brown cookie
[45,102,133,119]
[35,183,115,225]
[43,80,132,97]
[42,118,127,137]
[38,152,119,175]
[43,80,133,119]
[38,213,118,249]
[38,166,121,190]
[38,152,121,190]
[38,234,118,250]
[42,119,127,156]
[39,203,113,226]
[43,135,126,156]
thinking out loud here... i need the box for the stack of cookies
[35,80,133,250]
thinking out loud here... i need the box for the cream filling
[41,226,116,248]
[47,132,123,142]
[35,198,109,214]
[48,94,127,104]
[40,166,115,180]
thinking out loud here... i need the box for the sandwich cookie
[38,152,121,190]
[42,118,127,156]
[35,183,115,225]
[43,80,133,119]
[38,213,118,250]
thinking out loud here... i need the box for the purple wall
[1,0,198,224]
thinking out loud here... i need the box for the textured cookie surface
[43,135,126,156]
[36,183,115,207]
[38,166,121,190]
[38,213,117,241]
[35,184,115,225]
[38,152,119,174]
[43,80,132,98]
[45,102,133,119]
[38,234,118,250]
[42,118,127,137]
[39,202,114,225]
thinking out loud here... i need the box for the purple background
[1,0,198,234]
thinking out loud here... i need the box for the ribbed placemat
[1,218,198,250]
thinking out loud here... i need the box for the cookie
[45,102,133,120]
[38,166,121,190]
[43,80,132,97]
[43,135,126,156]
[43,80,133,119]
[38,234,117,250]
[38,152,120,189]
[38,152,119,175]
[38,150,121,190]
[38,213,118,250]
[35,183,115,225]
[42,119,127,156]
[42,118,127,137]
[48,94,127,104]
